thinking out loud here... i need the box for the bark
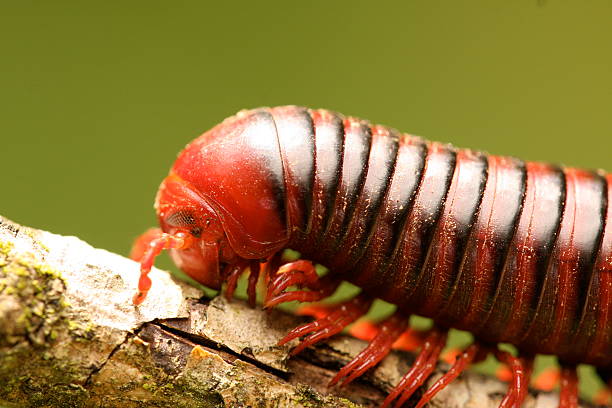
[0,216,592,408]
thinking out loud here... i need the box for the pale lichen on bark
[0,216,592,407]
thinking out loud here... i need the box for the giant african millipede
[131,106,611,408]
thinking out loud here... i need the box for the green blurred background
[1,0,610,401]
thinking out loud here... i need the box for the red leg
[517,355,534,405]
[494,349,534,408]
[265,274,340,308]
[559,365,578,408]
[329,312,409,387]
[267,260,319,298]
[247,260,260,307]
[221,257,276,307]
[263,258,345,308]
[262,252,282,285]
[223,261,248,301]
[413,343,482,408]
[381,327,448,408]
[277,295,373,356]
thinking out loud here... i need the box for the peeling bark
[0,216,594,407]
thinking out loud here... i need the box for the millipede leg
[413,343,482,408]
[264,259,340,308]
[329,312,408,387]
[223,261,248,301]
[559,365,579,408]
[517,355,534,405]
[494,349,534,408]
[332,313,427,353]
[246,260,261,307]
[277,294,373,356]
[261,252,282,284]
[221,259,261,305]
[267,260,318,293]
[381,327,448,408]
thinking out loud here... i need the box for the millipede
[130,106,611,408]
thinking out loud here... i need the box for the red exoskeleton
[131,106,611,408]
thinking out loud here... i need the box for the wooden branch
[0,216,591,407]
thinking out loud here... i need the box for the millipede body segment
[131,106,611,408]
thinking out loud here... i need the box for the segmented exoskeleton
[132,106,611,408]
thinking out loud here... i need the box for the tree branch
[0,216,592,407]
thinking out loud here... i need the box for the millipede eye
[166,210,196,227]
